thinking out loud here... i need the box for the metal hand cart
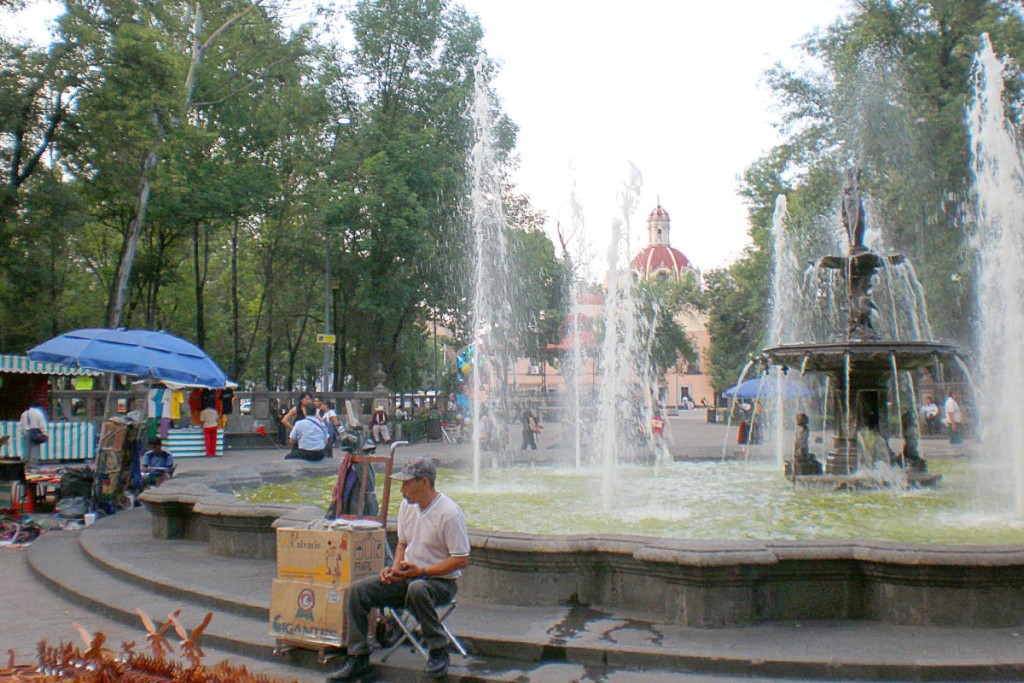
[272,441,406,663]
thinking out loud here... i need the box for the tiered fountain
[764,168,957,486]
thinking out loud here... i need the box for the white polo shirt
[398,492,470,579]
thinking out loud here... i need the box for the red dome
[630,244,691,277]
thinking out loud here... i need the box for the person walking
[520,406,540,451]
[944,391,963,445]
[18,402,48,468]
[326,458,469,681]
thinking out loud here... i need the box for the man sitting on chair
[327,458,470,681]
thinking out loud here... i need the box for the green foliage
[0,0,540,395]
[708,0,1024,391]
[634,275,699,380]
[705,251,770,392]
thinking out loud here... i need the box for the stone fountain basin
[765,340,961,373]
[139,460,1024,629]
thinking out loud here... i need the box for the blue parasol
[28,328,230,389]
[722,376,814,400]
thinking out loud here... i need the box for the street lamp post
[323,234,331,391]
[322,115,352,392]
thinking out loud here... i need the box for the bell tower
[648,203,670,246]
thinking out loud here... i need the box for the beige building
[511,204,714,410]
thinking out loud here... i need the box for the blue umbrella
[722,376,813,400]
[28,328,230,388]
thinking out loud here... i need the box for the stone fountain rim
[138,457,1024,566]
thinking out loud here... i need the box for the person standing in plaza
[326,458,470,681]
[944,391,963,445]
[200,402,219,457]
[18,402,48,468]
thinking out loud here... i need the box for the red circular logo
[297,588,316,612]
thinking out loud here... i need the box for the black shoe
[424,648,449,677]
[326,654,372,681]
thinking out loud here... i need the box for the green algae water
[238,458,1024,545]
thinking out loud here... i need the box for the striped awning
[0,354,100,376]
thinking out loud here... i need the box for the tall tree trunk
[231,218,240,378]
[107,1,264,330]
[192,221,207,347]
[106,150,155,327]
[264,292,274,389]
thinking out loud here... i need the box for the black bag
[28,428,48,444]
[61,468,94,499]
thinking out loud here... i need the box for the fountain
[969,34,1024,516]
[763,168,957,485]
[145,39,1024,637]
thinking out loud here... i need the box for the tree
[318,0,506,391]
[635,275,699,384]
[748,0,1024,344]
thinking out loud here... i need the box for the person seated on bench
[141,437,175,487]
[285,404,327,461]
[370,404,391,444]
[327,458,470,681]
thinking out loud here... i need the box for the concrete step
[28,507,1024,682]
[28,528,281,661]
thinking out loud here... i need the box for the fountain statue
[767,168,959,485]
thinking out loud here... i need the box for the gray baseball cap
[391,458,436,483]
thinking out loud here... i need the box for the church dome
[630,244,692,280]
[630,203,695,281]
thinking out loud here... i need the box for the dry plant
[0,611,305,683]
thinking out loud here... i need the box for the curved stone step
[78,508,269,620]
[28,528,277,661]
[30,508,1024,683]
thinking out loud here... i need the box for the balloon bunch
[456,346,474,383]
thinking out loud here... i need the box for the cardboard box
[269,579,348,647]
[276,527,386,584]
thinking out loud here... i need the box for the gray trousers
[23,436,40,469]
[346,575,457,655]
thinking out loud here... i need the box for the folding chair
[440,423,461,444]
[379,600,467,663]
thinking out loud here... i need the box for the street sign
[316,334,336,344]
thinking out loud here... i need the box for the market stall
[30,329,234,460]
[0,354,98,462]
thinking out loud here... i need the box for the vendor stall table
[0,421,95,462]
[164,428,223,457]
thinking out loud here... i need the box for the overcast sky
[461,0,851,276]
[6,0,852,277]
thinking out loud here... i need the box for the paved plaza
[1,411,1009,683]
